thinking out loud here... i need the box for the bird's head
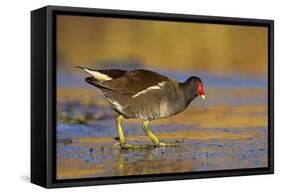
[182,76,205,100]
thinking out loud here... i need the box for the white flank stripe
[158,82,166,87]
[83,68,112,81]
[132,81,166,98]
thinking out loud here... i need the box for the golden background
[57,15,267,76]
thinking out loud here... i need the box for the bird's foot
[120,143,154,150]
[154,139,183,147]
[117,140,183,149]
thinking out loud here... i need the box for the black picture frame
[31,5,274,188]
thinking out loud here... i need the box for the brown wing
[96,69,170,94]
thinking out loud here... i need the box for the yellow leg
[142,121,159,144]
[115,115,153,149]
[142,120,181,147]
[116,115,126,144]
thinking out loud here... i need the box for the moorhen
[77,67,205,149]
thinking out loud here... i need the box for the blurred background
[57,15,268,77]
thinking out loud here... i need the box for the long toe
[155,140,182,147]
[120,143,154,149]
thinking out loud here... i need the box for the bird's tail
[75,66,113,82]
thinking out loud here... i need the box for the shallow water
[56,70,268,179]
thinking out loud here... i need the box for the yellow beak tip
[200,95,206,100]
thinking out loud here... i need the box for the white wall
[0,0,279,193]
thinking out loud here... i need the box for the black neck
[179,81,198,103]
